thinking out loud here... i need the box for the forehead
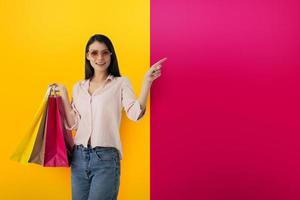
[89,41,108,51]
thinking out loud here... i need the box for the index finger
[152,57,167,67]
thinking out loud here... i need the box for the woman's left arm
[137,57,167,113]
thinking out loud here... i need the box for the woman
[51,34,166,200]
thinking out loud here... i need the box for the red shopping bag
[57,95,74,164]
[44,90,74,167]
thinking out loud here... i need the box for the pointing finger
[152,57,167,67]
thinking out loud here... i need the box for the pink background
[151,0,300,199]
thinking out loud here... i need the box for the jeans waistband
[74,144,117,152]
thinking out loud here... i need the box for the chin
[93,66,109,72]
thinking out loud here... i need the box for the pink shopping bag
[43,89,74,167]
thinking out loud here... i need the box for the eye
[102,50,111,56]
[90,50,98,56]
[91,51,98,56]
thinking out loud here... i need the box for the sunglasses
[88,49,112,59]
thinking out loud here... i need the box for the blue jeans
[71,144,121,200]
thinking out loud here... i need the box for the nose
[94,54,103,60]
[96,54,104,60]
[95,56,106,63]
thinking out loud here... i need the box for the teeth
[96,63,105,65]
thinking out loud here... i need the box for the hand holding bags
[10,85,75,167]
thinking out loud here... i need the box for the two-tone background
[1,0,300,199]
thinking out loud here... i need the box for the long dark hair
[85,34,121,80]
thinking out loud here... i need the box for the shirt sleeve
[64,83,81,131]
[121,77,146,122]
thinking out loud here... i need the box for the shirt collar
[81,74,114,91]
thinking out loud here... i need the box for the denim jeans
[71,144,121,200]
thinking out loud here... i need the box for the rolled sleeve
[64,100,80,131]
[64,83,81,131]
[121,77,146,121]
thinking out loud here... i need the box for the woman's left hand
[144,57,167,84]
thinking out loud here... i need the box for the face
[86,41,112,73]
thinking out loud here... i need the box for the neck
[91,71,109,83]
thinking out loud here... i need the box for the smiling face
[86,41,112,74]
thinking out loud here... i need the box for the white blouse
[64,74,146,159]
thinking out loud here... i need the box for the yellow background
[0,0,149,199]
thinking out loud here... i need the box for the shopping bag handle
[47,84,60,97]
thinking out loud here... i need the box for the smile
[96,62,106,65]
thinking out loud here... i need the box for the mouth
[95,62,106,66]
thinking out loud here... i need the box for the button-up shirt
[64,74,146,159]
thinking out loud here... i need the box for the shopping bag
[28,97,49,165]
[10,87,51,164]
[43,89,73,167]
[57,96,74,164]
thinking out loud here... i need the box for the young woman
[51,34,166,200]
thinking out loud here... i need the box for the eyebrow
[89,49,109,52]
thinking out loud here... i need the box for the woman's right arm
[61,88,77,129]
[51,83,79,130]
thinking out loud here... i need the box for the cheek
[89,61,96,68]
[105,59,112,66]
